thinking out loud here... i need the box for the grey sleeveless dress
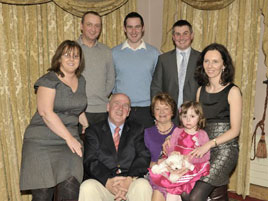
[20,72,87,190]
[199,83,239,186]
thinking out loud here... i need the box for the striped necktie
[113,127,120,151]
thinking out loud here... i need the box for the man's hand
[106,176,131,201]
[113,176,132,201]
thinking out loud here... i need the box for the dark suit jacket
[83,119,150,186]
[151,48,200,104]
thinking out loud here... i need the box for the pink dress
[148,127,210,196]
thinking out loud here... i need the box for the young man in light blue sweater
[112,12,160,128]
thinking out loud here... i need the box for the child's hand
[157,158,165,164]
[169,166,188,177]
[170,151,180,156]
[183,154,190,161]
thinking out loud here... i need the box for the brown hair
[179,101,206,129]
[81,11,101,24]
[48,40,85,77]
[151,92,177,119]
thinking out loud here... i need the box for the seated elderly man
[79,93,152,201]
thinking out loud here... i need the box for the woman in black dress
[185,43,242,201]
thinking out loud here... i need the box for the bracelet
[213,139,218,147]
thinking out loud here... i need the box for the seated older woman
[144,92,177,168]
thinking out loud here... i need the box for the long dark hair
[195,43,234,86]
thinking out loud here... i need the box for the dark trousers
[85,112,108,126]
[129,106,154,128]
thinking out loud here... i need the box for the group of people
[19,10,242,201]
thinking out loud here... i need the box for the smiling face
[203,50,225,81]
[81,13,102,43]
[172,25,193,50]
[60,47,80,75]
[180,107,199,133]
[107,94,131,127]
[154,100,173,125]
[124,17,144,47]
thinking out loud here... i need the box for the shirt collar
[121,39,146,51]
[176,46,191,56]
[78,35,98,47]
[108,118,124,136]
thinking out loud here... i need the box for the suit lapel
[170,50,179,86]
[184,49,196,87]
[102,121,117,153]
[117,121,130,152]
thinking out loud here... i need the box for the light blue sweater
[112,42,160,106]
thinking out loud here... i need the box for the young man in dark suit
[151,20,200,112]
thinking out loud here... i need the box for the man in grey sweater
[77,11,115,126]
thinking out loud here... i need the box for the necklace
[156,122,174,135]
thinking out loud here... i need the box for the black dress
[199,83,239,186]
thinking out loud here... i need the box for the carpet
[228,192,266,201]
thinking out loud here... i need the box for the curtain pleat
[0,1,136,200]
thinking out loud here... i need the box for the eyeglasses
[62,53,80,60]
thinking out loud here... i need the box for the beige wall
[250,15,268,188]
[137,0,163,50]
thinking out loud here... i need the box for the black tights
[181,181,228,201]
[181,181,214,201]
[181,181,229,201]
[31,176,80,201]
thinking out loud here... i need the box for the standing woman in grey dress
[184,43,242,201]
[20,40,88,201]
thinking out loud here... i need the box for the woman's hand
[189,142,212,159]
[81,125,88,134]
[65,136,83,157]
[79,112,89,134]
[162,135,171,155]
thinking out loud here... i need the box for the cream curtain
[0,1,136,201]
[161,0,265,198]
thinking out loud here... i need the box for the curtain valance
[182,0,235,10]
[0,0,128,16]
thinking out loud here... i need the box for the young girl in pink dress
[148,101,210,201]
